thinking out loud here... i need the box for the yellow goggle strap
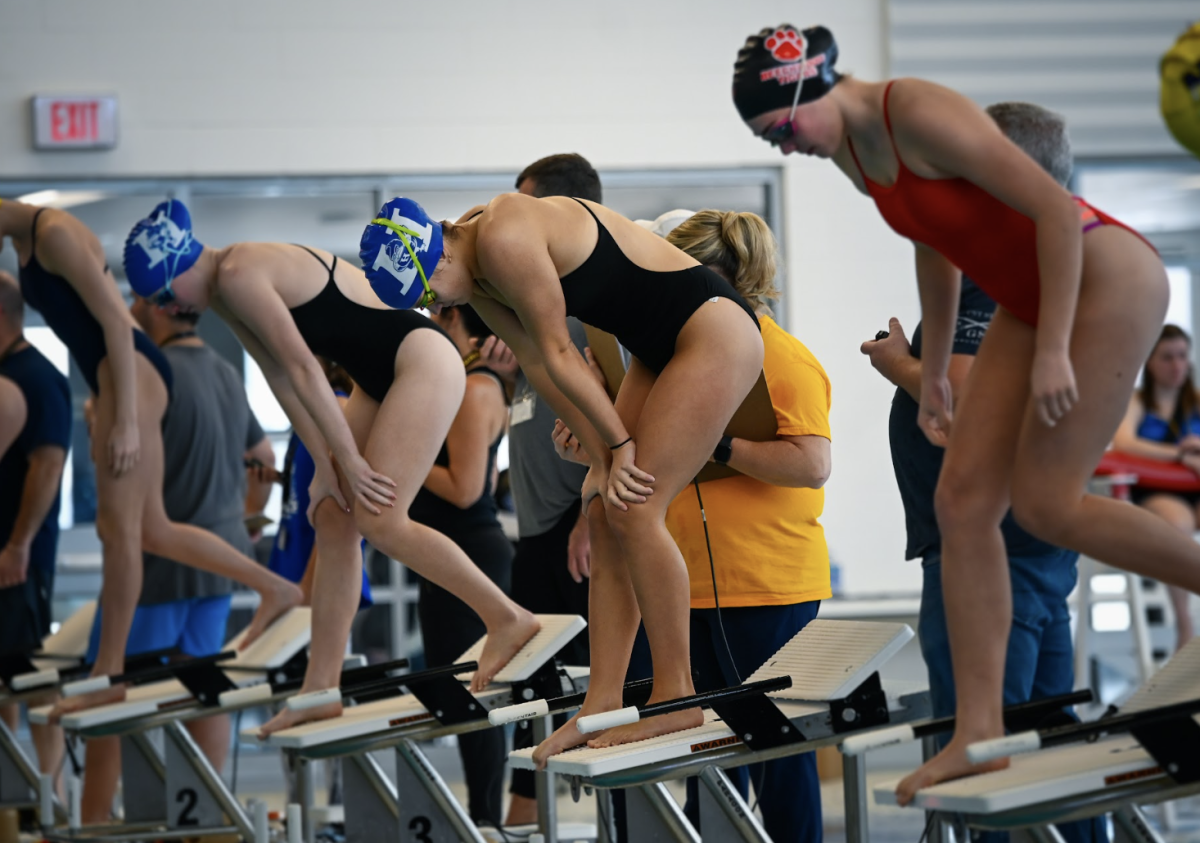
[371,217,435,307]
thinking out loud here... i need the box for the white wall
[0,0,921,596]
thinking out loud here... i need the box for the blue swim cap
[123,200,205,298]
[360,198,443,309]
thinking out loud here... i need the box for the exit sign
[31,95,118,150]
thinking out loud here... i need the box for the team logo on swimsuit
[129,208,193,270]
[369,207,434,295]
[765,27,806,63]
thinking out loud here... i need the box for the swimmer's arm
[1112,396,1182,461]
[897,82,1081,358]
[470,295,609,464]
[476,216,627,464]
[875,352,974,404]
[913,244,961,386]
[423,374,504,509]
[45,228,139,431]
[216,269,361,468]
[212,297,335,472]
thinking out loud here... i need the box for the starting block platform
[250,614,589,843]
[253,613,587,754]
[509,619,917,777]
[0,602,98,822]
[873,636,1200,840]
[0,601,97,702]
[30,607,312,731]
[501,620,929,843]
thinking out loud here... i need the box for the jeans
[619,602,823,843]
[920,548,1108,843]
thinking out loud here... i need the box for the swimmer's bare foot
[471,609,540,693]
[585,706,704,749]
[532,710,594,771]
[257,692,343,740]
[48,684,127,724]
[894,734,1009,806]
[241,580,304,650]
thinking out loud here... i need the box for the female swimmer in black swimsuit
[0,198,302,724]
[123,200,540,736]
[360,194,763,761]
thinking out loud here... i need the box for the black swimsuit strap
[570,197,603,226]
[30,207,47,244]
[294,244,337,281]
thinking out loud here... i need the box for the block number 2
[175,787,199,826]
[408,815,432,842]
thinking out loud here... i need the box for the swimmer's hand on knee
[1031,350,1078,428]
[608,441,654,508]
[918,377,953,448]
[581,465,605,510]
[307,460,351,521]
[341,452,397,515]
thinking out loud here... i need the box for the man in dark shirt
[862,103,1106,843]
[0,269,71,792]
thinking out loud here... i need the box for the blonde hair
[666,210,779,312]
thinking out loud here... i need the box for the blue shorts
[85,595,232,662]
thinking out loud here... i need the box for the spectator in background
[411,303,512,828]
[1113,324,1200,651]
[0,270,71,799]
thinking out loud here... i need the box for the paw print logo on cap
[766,27,806,63]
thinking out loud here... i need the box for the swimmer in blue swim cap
[359,191,764,765]
[0,197,303,746]
[124,199,541,737]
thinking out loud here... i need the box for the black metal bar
[341,660,479,703]
[222,656,410,692]
[630,676,792,721]
[1035,696,1200,751]
[537,677,655,715]
[912,689,1093,742]
[111,651,236,687]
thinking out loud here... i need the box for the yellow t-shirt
[665,316,832,609]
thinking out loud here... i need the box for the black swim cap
[733,25,840,121]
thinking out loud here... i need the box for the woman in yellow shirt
[557,209,832,843]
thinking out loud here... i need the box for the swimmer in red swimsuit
[734,25,1199,803]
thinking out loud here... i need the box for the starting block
[505,620,929,843]
[255,614,588,843]
[35,608,311,843]
[0,601,97,822]
[873,636,1200,841]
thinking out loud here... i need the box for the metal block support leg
[623,782,700,843]
[294,753,317,843]
[0,718,40,807]
[842,744,869,843]
[120,731,167,825]
[342,754,399,843]
[532,714,558,843]
[162,720,252,839]
[695,766,771,842]
[394,738,486,843]
[921,735,948,843]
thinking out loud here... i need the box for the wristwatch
[713,435,734,465]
